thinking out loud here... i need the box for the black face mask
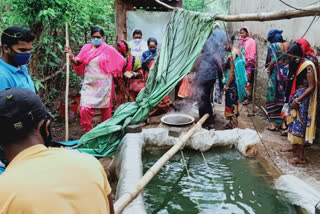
[40,119,53,147]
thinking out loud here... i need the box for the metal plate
[161,113,195,126]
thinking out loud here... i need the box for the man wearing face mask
[0,27,35,92]
[129,29,148,62]
[0,88,115,214]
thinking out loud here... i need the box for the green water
[143,148,301,214]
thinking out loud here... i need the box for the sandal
[266,127,279,132]
[280,129,288,136]
[288,157,306,165]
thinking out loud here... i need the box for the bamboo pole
[114,114,209,214]
[216,5,320,22]
[153,0,320,22]
[154,0,175,10]
[65,23,70,142]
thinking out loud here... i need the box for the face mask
[12,51,32,66]
[91,38,103,46]
[133,39,142,44]
[149,48,157,53]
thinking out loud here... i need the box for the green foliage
[183,0,229,14]
[32,76,45,92]
[0,0,115,103]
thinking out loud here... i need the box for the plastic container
[59,102,78,120]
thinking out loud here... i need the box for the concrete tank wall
[228,0,320,105]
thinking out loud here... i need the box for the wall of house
[228,0,320,105]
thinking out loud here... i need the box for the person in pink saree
[238,27,257,105]
[65,27,125,132]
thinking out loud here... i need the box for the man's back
[0,145,111,214]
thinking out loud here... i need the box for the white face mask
[133,39,142,44]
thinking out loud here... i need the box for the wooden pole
[215,5,320,22]
[65,23,70,142]
[153,0,320,22]
[114,114,209,214]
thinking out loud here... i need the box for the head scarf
[117,40,142,72]
[296,38,320,87]
[239,27,256,63]
[296,38,316,57]
[117,40,131,58]
[73,41,125,77]
[267,29,285,43]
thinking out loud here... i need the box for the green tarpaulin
[77,9,215,157]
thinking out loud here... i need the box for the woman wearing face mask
[283,42,317,164]
[223,36,247,129]
[141,37,158,74]
[238,27,257,105]
[64,27,126,133]
[265,29,290,133]
[116,40,144,102]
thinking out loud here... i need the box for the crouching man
[0,88,114,214]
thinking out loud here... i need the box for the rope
[180,150,203,214]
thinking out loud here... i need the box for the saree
[287,60,318,144]
[266,43,289,123]
[224,52,247,127]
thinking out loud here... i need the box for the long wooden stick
[114,114,209,214]
[215,5,320,22]
[153,0,320,22]
[154,0,175,10]
[65,23,70,142]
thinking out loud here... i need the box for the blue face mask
[91,38,103,46]
[14,52,32,66]
[149,48,157,53]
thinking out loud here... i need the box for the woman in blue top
[223,37,247,128]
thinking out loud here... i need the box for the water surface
[143,148,301,214]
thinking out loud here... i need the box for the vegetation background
[0,0,228,107]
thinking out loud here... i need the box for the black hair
[286,42,304,101]
[287,42,303,59]
[91,27,104,37]
[240,28,249,34]
[147,37,158,46]
[132,29,142,37]
[1,27,34,48]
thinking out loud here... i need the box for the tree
[0,0,115,101]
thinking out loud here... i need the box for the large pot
[161,113,195,126]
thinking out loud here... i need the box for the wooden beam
[153,1,320,22]
[215,5,320,22]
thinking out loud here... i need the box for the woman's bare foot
[280,147,296,152]
[288,157,306,165]
[267,123,278,131]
